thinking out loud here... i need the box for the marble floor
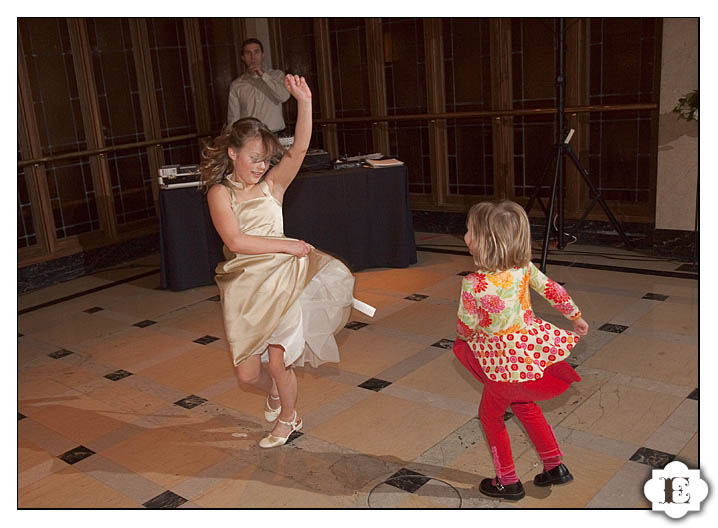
[17,233,700,512]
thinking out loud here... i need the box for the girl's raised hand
[572,317,589,336]
[284,74,312,103]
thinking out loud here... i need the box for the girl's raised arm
[265,75,312,201]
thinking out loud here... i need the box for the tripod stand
[524,18,632,273]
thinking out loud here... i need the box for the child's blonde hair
[466,200,532,272]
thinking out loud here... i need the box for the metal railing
[17,103,658,168]
[17,132,212,169]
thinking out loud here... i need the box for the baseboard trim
[411,210,697,262]
[18,233,160,295]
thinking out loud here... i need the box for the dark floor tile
[174,395,208,409]
[207,295,220,302]
[405,294,429,301]
[143,490,188,509]
[630,447,676,469]
[48,349,73,359]
[431,338,455,350]
[193,335,219,345]
[598,323,629,334]
[687,388,698,401]
[104,369,133,381]
[642,292,669,301]
[133,319,157,328]
[385,468,431,493]
[345,321,369,331]
[358,378,392,392]
[18,412,26,421]
[83,306,104,314]
[59,445,96,465]
[676,263,698,273]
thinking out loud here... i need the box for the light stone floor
[17,233,701,514]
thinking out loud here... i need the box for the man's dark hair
[241,38,264,53]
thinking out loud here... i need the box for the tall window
[88,17,155,226]
[443,18,494,196]
[279,18,323,147]
[18,119,37,249]
[329,18,372,157]
[147,18,198,165]
[19,18,100,239]
[588,18,659,204]
[511,18,557,199]
[383,17,430,194]
[200,18,239,135]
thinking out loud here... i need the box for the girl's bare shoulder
[207,183,231,204]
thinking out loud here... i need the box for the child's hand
[572,317,589,336]
[284,74,312,103]
[285,239,313,258]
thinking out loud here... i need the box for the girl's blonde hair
[466,200,532,272]
[199,117,283,190]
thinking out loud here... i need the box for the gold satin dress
[215,180,355,368]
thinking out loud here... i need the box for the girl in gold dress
[200,75,355,448]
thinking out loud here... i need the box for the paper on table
[365,158,404,168]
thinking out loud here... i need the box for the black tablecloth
[283,165,417,271]
[159,165,417,291]
[159,187,225,291]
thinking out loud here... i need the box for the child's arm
[207,184,311,257]
[528,262,588,334]
[265,75,312,202]
[456,276,480,340]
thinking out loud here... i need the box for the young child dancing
[201,75,354,449]
[453,201,589,500]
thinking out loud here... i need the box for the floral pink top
[457,262,582,383]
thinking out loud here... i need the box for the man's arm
[261,70,291,103]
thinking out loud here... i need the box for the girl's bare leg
[267,344,298,437]
[235,354,279,405]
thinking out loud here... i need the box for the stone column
[655,18,698,232]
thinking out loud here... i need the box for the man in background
[227,38,290,133]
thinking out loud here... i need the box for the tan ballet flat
[258,411,302,448]
[264,394,282,423]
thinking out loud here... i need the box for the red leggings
[453,338,581,482]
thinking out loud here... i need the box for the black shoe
[533,463,574,487]
[479,477,525,501]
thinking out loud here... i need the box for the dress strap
[259,180,272,197]
[222,182,238,207]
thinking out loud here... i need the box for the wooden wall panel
[199,18,239,134]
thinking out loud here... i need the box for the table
[159,165,417,291]
[159,187,225,291]
[283,165,417,271]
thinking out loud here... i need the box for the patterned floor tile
[384,468,431,493]
[143,490,188,509]
[358,378,392,392]
[58,445,96,465]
